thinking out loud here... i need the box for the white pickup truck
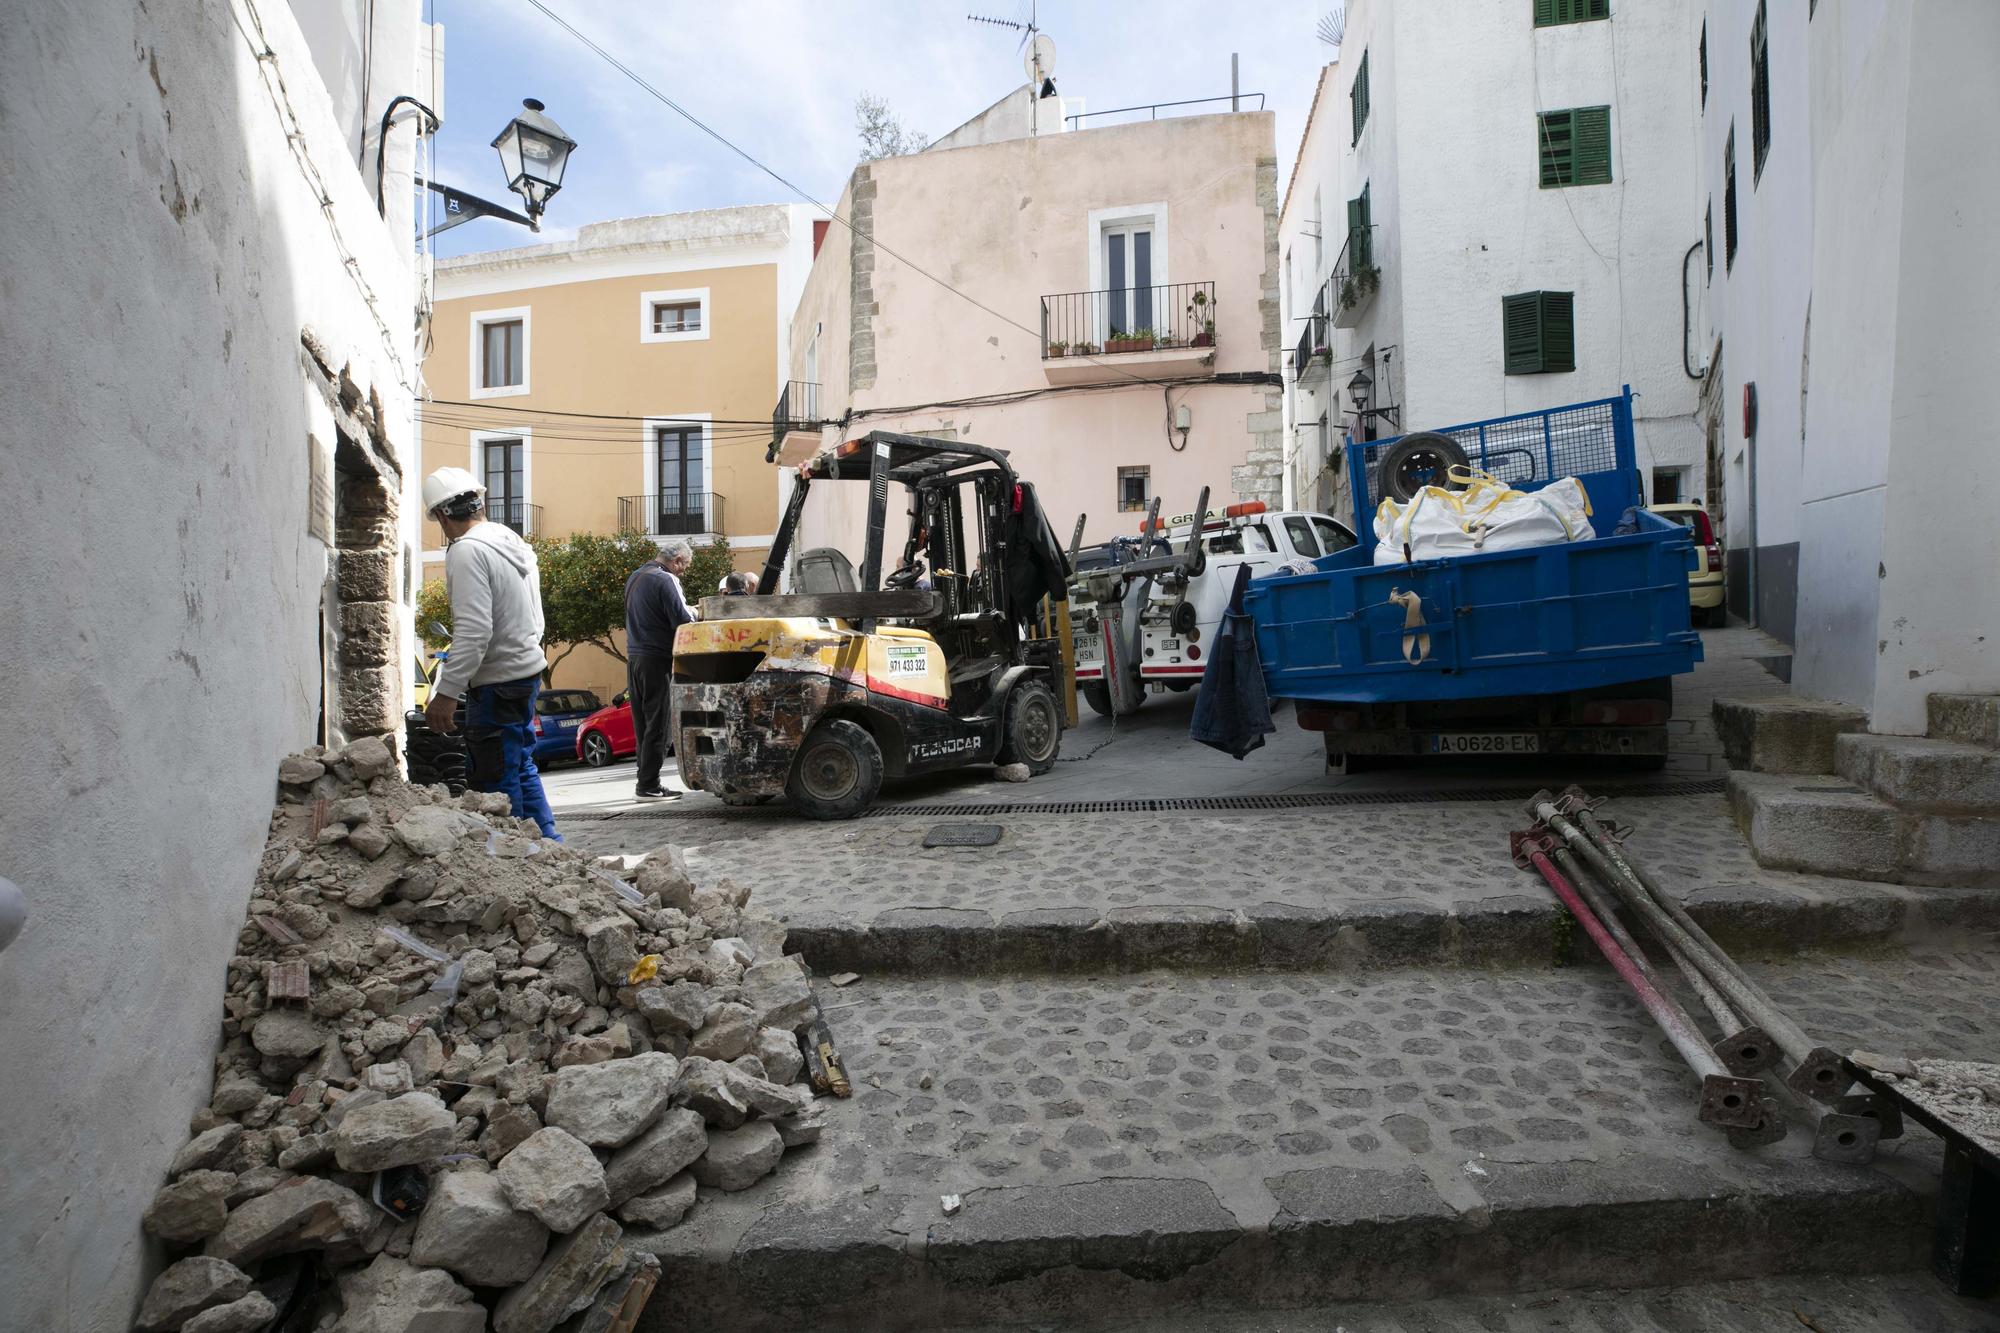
[1069,502,1358,716]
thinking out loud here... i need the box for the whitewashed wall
[0,1,421,1326]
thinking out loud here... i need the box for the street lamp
[424,98,578,238]
[1347,369,1373,413]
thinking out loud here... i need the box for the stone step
[633,951,2000,1330]
[1712,697,1869,775]
[1836,732,2000,815]
[1727,771,2000,886]
[1929,693,2000,749]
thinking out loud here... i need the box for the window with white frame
[471,430,532,534]
[470,308,530,398]
[1088,203,1169,344]
[639,288,711,344]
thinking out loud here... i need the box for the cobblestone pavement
[643,949,2000,1326]
[987,1273,2000,1332]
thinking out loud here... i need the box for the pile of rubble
[136,739,831,1333]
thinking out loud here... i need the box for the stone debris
[133,746,841,1330]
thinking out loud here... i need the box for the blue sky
[425,0,1329,258]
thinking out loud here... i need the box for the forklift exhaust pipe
[1531,790,1848,1105]
[1511,832,1764,1131]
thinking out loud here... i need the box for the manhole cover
[923,822,1004,848]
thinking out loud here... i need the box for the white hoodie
[437,521,548,698]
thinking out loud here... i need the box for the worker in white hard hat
[421,466,559,839]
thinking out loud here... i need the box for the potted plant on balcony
[1312,344,1332,366]
[1187,290,1215,348]
[1339,265,1380,312]
[1046,339,1070,359]
[1072,340,1098,356]
[1106,327,1156,355]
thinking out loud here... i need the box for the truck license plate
[1429,732,1540,754]
[1158,637,1182,653]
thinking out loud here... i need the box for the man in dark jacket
[624,540,698,798]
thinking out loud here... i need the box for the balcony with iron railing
[1331,224,1380,329]
[489,499,542,538]
[1039,280,1218,384]
[770,379,822,463]
[618,492,725,538]
[1294,288,1331,383]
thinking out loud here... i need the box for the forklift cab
[670,432,1076,818]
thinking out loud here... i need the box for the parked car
[575,691,636,767]
[532,689,603,765]
[1652,501,1726,626]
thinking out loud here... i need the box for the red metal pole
[1511,832,1763,1129]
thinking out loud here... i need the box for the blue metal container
[1248,388,1703,704]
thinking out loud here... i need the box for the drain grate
[558,778,1725,821]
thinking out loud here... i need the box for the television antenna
[1317,8,1346,47]
[968,2,1058,130]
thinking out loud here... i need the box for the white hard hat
[422,466,484,517]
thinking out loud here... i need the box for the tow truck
[1069,500,1358,716]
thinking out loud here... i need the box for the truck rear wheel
[997,680,1062,775]
[1083,682,1113,717]
[786,719,883,820]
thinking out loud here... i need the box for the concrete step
[1727,771,2000,886]
[1713,697,1869,774]
[1837,732,2000,815]
[945,1273,2000,1332]
[1929,693,2000,750]
[634,951,2000,1330]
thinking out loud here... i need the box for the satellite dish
[1024,34,1056,83]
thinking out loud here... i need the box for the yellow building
[421,205,818,701]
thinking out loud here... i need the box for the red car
[575,692,636,766]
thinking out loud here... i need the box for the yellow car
[1653,502,1725,626]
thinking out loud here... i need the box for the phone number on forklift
[1427,732,1541,754]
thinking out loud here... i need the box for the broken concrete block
[615,1171,697,1230]
[774,1100,829,1149]
[633,846,695,911]
[333,1093,457,1171]
[210,1076,265,1117]
[480,1103,542,1162]
[409,1170,550,1288]
[171,1123,246,1177]
[347,822,391,860]
[136,1256,253,1331]
[736,911,787,962]
[581,915,641,987]
[143,1170,235,1243]
[740,957,814,1032]
[724,1066,810,1120]
[276,1133,333,1171]
[391,806,463,857]
[544,1052,679,1148]
[204,1176,376,1267]
[493,1211,626,1333]
[364,1059,413,1095]
[688,1003,757,1061]
[278,756,326,786]
[603,1107,707,1207]
[562,1251,662,1333]
[496,1127,609,1232]
[332,1254,485,1333]
[673,1058,750,1128]
[689,1121,783,1192]
[634,982,711,1038]
[403,1029,445,1085]
[754,1026,805,1086]
[343,734,396,781]
[251,1010,328,1061]
[181,1292,277,1333]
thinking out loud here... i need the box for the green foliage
[682,534,740,604]
[535,530,667,680]
[415,579,454,650]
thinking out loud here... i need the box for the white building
[1280,0,1706,522]
[0,3,433,1324]
[1692,0,2000,732]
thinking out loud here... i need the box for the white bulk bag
[1373,473,1593,565]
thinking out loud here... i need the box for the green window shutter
[1538,109,1575,188]
[1358,185,1373,268]
[1575,106,1612,184]
[1346,195,1364,269]
[1503,293,1544,373]
[1350,51,1370,145]
[1537,0,1609,26]
[1540,291,1576,371]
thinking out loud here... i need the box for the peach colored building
[774,98,1283,558]
[421,205,815,699]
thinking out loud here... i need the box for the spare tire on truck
[1377,432,1472,503]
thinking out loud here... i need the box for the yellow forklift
[671,432,1077,819]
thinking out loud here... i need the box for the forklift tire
[786,719,883,821]
[997,680,1062,775]
[1083,682,1114,717]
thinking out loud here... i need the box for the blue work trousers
[464,676,560,840]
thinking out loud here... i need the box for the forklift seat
[797,547,859,595]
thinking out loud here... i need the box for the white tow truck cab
[1070,502,1358,716]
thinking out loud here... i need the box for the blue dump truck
[1246,388,1703,771]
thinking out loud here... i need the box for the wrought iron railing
[1332,224,1380,327]
[1040,280,1217,358]
[1294,281,1331,381]
[772,380,820,446]
[618,492,725,537]
[489,499,541,537]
